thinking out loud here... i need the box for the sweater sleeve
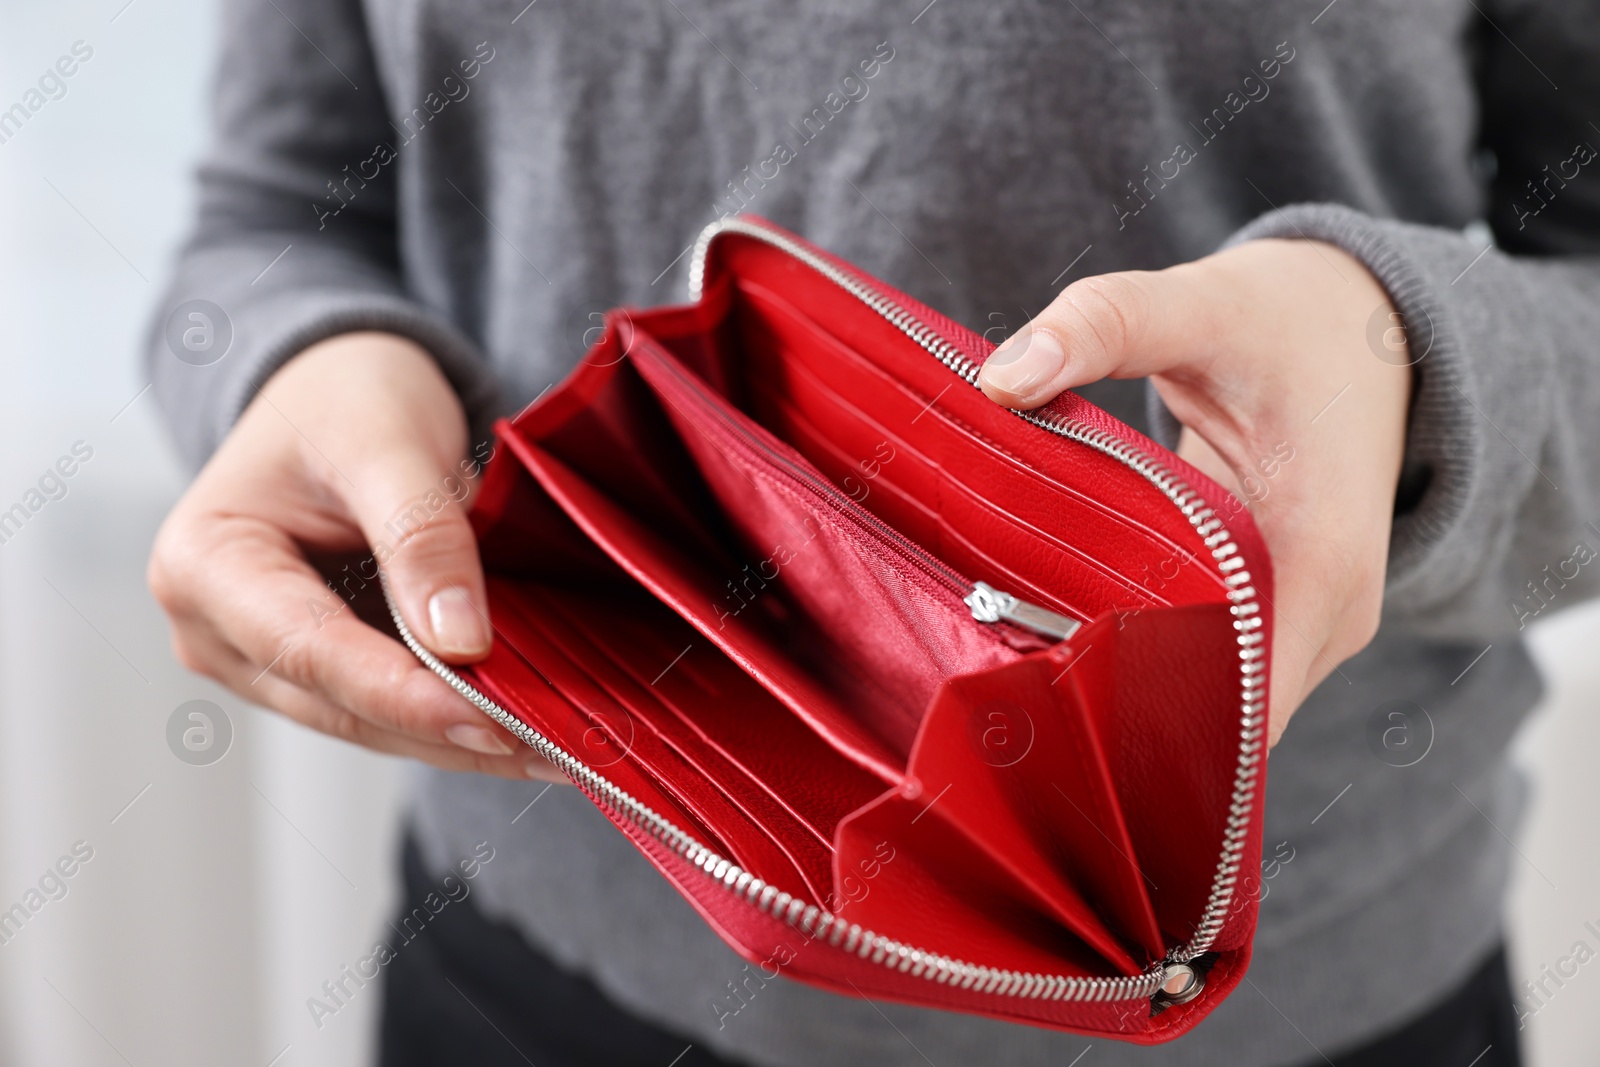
[146,0,500,469]
[1219,2,1600,643]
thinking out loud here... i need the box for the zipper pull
[964,582,1082,642]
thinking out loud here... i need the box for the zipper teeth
[391,215,1262,1008]
[691,217,1265,966]
[382,572,1165,1005]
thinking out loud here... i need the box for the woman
[147,1,1599,1063]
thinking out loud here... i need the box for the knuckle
[271,636,322,690]
[387,513,477,582]
[1059,272,1151,361]
[147,519,201,611]
[169,633,212,677]
[466,750,510,776]
[1352,586,1385,646]
[1335,555,1387,654]
[146,555,177,611]
[324,708,369,746]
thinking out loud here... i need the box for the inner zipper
[635,340,1082,644]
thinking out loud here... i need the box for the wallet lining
[470,282,1233,979]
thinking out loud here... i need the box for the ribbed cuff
[151,286,503,469]
[1216,204,1489,601]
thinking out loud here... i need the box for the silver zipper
[382,571,1165,1005]
[390,216,1265,1011]
[965,582,1081,641]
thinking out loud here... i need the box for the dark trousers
[379,834,1521,1067]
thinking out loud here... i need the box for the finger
[1174,427,1242,499]
[339,441,491,665]
[978,266,1215,409]
[1177,429,1327,747]
[246,333,491,664]
[168,607,565,780]
[247,669,529,778]
[1259,591,1340,748]
[245,671,561,781]
[159,511,505,747]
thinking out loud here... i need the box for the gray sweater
[151,1,1600,1063]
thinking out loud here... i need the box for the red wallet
[388,216,1272,1040]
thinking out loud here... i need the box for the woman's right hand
[148,330,565,781]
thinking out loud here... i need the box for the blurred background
[0,1,1596,1064]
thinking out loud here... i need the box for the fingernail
[980,327,1066,398]
[428,588,489,655]
[446,723,513,755]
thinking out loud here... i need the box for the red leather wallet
[388,216,1272,1040]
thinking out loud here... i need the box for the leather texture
[444,217,1272,1041]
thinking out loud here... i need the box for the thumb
[978,267,1210,409]
[347,451,491,663]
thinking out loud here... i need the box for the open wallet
[385,216,1273,1041]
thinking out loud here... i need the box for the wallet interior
[463,273,1239,978]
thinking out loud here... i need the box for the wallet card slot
[496,577,878,902]
[482,576,827,899]
[745,370,1169,621]
[532,587,885,843]
[627,339,1026,758]
[503,426,911,782]
[727,279,1228,610]
[459,625,735,863]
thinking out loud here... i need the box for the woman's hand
[149,331,565,781]
[979,239,1412,745]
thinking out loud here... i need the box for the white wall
[1511,606,1600,1064]
[0,2,403,1065]
[0,2,1593,1065]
